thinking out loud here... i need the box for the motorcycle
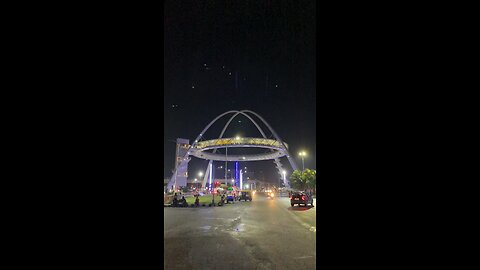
[217,195,226,206]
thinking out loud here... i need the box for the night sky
[164,0,316,182]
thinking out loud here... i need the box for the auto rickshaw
[238,190,252,201]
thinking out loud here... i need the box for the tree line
[289,169,316,194]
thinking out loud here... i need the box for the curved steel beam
[218,111,268,140]
[190,110,241,148]
[168,110,299,190]
[212,110,297,188]
[169,110,242,190]
[241,110,299,172]
[202,111,270,188]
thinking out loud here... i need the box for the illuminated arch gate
[166,110,298,191]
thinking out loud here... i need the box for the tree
[303,169,316,194]
[289,170,305,190]
[289,169,317,193]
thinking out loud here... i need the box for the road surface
[164,193,316,270]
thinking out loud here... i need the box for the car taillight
[302,195,305,200]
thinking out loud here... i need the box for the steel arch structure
[166,110,298,190]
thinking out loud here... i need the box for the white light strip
[240,169,243,190]
[209,162,212,190]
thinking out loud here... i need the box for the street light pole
[299,151,306,171]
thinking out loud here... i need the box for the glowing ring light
[189,137,288,161]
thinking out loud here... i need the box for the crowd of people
[172,193,189,207]
[168,187,240,207]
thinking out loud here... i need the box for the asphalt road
[164,193,316,270]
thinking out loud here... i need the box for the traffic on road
[164,190,316,270]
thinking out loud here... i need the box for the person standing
[181,196,186,207]
[173,193,178,206]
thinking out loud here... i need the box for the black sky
[164,0,316,181]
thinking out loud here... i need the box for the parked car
[290,192,314,207]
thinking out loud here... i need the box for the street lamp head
[198,172,203,177]
[283,170,286,174]
[194,178,197,181]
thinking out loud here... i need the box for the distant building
[172,138,190,189]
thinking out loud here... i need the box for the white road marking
[294,256,314,259]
